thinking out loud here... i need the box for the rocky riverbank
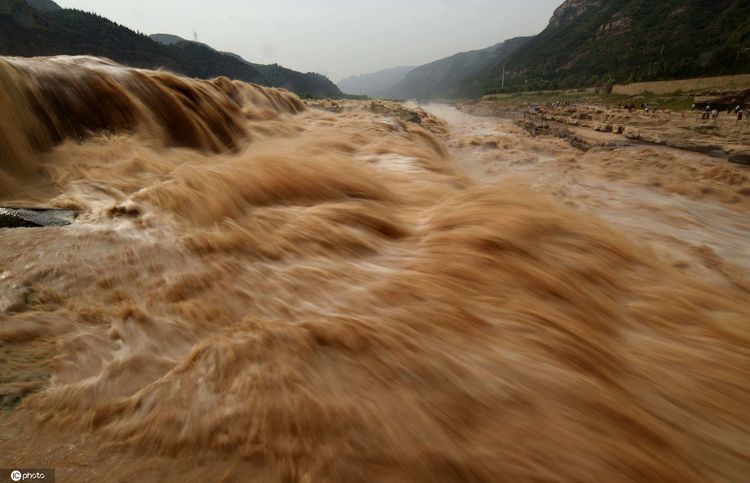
[458,101,750,165]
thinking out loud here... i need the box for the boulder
[623,127,640,140]
[0,208,77,228]
[729,152,750,166]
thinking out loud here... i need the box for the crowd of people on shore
[692,103,749,122]
[527,99,750,128]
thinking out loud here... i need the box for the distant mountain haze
[337,66,415,97]
[379,37,532,100]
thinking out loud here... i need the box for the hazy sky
[55,0,562,82]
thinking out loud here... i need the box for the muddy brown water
[0,60,748,482]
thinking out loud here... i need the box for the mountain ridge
[380,37,532,100]
[482,0,750,93]
[23,0,60,12]
[0,0,343,97]
[148,33,343,98]
[362,0,750,100]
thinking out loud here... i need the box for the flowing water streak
[0,57,748,483]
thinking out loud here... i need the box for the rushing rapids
[0,57,749,483]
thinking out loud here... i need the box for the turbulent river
[0,57,748,483]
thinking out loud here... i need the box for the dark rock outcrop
[0,207,76,228]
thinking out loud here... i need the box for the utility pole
[502,65,506,90]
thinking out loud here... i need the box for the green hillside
[23,0,59,12]
[483,0,750,93]
[372,0,750,100]
[149,33,343,98]
[0,0,266,84]
[0,0,344,97]
[249,63,342,98]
